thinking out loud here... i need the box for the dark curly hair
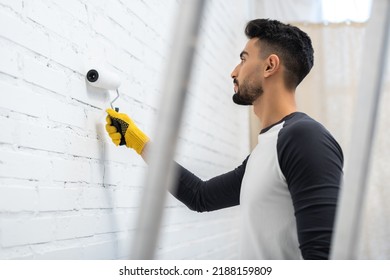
[245,19,314,89]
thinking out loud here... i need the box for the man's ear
[264,54,280,78]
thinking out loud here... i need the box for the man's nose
[231,64,239,79]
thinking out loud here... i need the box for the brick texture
[0,0,249,259]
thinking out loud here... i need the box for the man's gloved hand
[105,108,149,155]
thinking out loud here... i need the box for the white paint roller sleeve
[86,68,121,90]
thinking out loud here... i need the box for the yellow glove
[105,108,150,155]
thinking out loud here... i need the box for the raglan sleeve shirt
[170,113,343,260]
[277,117,344,259]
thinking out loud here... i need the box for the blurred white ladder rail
[330,0,390,259]
[130,0,206,260]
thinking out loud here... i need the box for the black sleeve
[278,120,343,260]
[170,156,250,212]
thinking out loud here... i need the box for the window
[322,0,372,22]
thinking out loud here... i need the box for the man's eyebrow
[240,51,249,58]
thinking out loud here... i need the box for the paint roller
[86,68,126,145]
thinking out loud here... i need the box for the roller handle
[111,107,127,146]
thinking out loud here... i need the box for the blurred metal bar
[131,0,206,259]
[330,0,390,259]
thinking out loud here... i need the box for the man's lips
[234,84,238,93]
[233,79,239,93]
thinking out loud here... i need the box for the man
[105,19,344,259]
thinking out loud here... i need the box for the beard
[232,78,263,106]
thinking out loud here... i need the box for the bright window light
[322,0,372,22]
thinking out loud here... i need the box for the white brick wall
[0,0,249,259]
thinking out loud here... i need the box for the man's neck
[253,89,297,130]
